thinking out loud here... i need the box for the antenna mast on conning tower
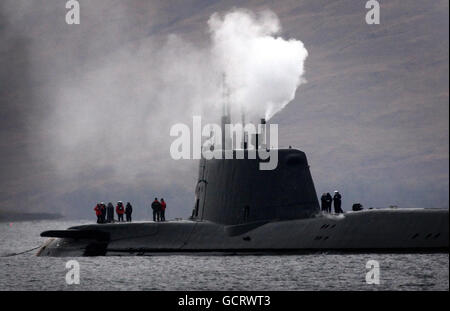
[221,73,231,152]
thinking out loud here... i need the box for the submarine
[37,115,449,256]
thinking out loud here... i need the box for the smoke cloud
[40,8,308,186]
[209,9,308,122]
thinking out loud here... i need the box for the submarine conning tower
[193,148,320,225]
[194,79,320,225]
[192,131,320,225]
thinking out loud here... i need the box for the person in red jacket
[116,201,125,222]
[94,203,102,223]
[160,198,166,221]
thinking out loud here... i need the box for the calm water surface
[0,220,448,290]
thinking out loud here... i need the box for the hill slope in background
[0,0,448,219]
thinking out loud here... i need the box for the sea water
[0,220,448,291]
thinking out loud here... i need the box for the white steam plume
[43,8,309,180]
[209,9,308,122]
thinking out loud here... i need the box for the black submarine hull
[37,208,448,256]
[37,148,449,256]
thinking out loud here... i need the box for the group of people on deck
[93,198,167,223]
[151,198,166,222]
[94,201,133,224]
[320,191,343,214]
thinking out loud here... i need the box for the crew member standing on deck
[325,192,333,213]
[320,193,328,212]
[125,202,133,222]
[116,201,125,222]
[160,198,166,221]
[94,203,102,223]
[107,202,114,223]
[333,191,343,214]
[100,202,106,223]
[151,198,161,222]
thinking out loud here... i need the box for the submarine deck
[37,208,449,256]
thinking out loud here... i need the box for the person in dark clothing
[333,191,343,214]
[320,193,328,212]
[107,202,114,223]
[151,198,161,222]
[125,202,133,222]
[100,202,106,223]
[160,199,166,221]
[325,193,333,213]
[116,201,125,222]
